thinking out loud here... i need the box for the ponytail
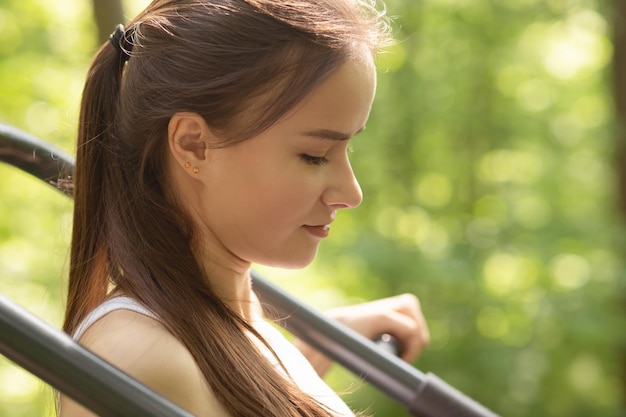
[64,38,125,334]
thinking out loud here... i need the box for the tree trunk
[91,0,126,44]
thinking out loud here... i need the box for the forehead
[281,55,377,133]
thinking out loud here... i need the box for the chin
[256,250,318,270]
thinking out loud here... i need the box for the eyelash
[299,147,355,166]
[300,154,330,166]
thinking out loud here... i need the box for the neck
[208,264,258,321]
[192,237,261,322]
[170,172,263,322]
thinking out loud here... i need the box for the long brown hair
[66,0,391,415]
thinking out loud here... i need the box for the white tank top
[73,297,355,416]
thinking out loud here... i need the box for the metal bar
[0,122,500,416]
[251,271,425,406]
[0,293,194,417]
[252,272,500,417]
[0,123,73,196]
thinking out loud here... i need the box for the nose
[321,159,363,209]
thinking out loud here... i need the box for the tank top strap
[72,296,159,340]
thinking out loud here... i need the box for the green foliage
[0,0,93,415]
[0,0,624,416]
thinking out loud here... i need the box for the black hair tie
[109,24,133,62]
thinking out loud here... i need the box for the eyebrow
[301,126,366,141]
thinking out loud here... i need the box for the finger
[389,294,430,361]
[374,312,430,363]
[388,293,423,322]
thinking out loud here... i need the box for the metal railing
[0,122,499,417]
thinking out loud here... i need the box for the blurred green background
[1,0,625,416]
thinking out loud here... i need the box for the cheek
[246,160,318,205]
[207,169,307,232]
[249,177,315,224]
[205,151,323,233]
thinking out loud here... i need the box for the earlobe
[168,112,212,174]
[182,162,200,174]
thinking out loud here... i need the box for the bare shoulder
[60,309,231,417]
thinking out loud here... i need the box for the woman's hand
[294,293,430,377]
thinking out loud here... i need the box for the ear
[167,112,213,175]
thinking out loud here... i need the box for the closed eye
[300,154,330,166]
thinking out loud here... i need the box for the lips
[303,212,335,238]
[302,224,330,238]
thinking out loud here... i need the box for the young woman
[60,0,430,416]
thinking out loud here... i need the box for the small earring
[184,162,191,169]
[193,167,200,174]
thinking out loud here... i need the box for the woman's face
[195,54,377,269]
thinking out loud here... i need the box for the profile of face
[169,51,377,270]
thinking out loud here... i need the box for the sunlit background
[1,0,624,416]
